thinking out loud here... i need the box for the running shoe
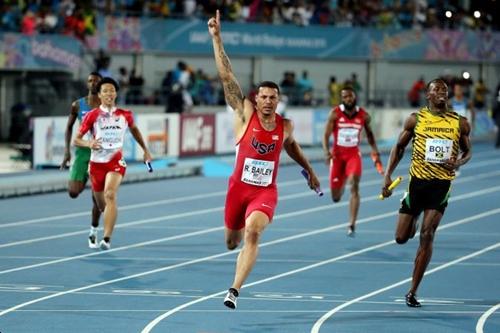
[405,292,421,307]
[347,225,356,237]
[99,240,111,250]
[223,288,239,309]
[88,228,98,249]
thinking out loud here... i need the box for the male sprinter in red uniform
[323,87,382,236]
[208,10,321,309]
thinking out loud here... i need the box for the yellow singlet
[409,107,460,180]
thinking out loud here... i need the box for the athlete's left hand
[371,151,384,175]
[442,156,458,171]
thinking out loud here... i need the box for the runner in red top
[74,77,152,250]
[322,86,383,236]
[209,10,321,309]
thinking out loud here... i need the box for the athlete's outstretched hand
[371,151,384,175]
[381,175,394,198]
[208,10,221,37]
[60,151,71,170]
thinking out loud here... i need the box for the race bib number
[337,128,359,147]
[241,158,275,187]
[99,130,123,149]
[425,138,452,163]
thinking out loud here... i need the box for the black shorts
[399,177,451,216]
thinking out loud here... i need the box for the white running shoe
[99,240,111,250]
[223,288,238,309]
[347,225,356,238]
[88,228,98,249]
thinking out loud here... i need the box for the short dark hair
[341,86,356,94]
[97,77,119,92]
[427,78,447,90]
[89,71,102,78]
[257,81,280,94]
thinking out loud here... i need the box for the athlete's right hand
[324,151,332,165]
[60,152,71,170]
[207,10,220,37]
[88,138,102,150]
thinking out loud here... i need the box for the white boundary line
[476,303,500,333]
[310,242,500,333]
[0,185,497,318]
[139,207,500,333]
[2,168,499,251]
[2,182,499,277]
[2,152,498,229]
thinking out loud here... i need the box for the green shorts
[69,147,91,183]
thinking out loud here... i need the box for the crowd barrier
[32,107,496,169]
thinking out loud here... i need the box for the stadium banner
[134,113,180,158]
[33,116,135,169]
[286,109,314,145]
[312,108,331,145]
[0,33,82,70]
[179,114,216,157]
[95,16,500,62]
[215,112,236,154]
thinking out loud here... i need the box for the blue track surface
[0,143,499,333]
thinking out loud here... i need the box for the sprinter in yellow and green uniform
[60,72,103,249]
[380,79,472,308]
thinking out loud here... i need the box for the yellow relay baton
[379,176,403,200]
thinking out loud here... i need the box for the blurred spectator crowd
[1,0,498,37]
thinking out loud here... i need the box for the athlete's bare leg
[225,228,244,250]
[347,175,360,231]
[395,213,419,244]
[409,209,443,294]
[230,211,269,291]
[91,194,101,228]
[100,172,122,240]
[330,186,344,202]
[68,180,85,198]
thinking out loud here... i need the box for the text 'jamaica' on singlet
[232,111,284,187]
[410,107,460,180]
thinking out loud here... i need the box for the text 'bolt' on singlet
[410,107,460,181]
[231,111,284,188]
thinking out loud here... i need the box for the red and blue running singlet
[231,111,284,187]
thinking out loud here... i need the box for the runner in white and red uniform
[209,10,321,310]
[323,86,383,236]
[74,77,152,250]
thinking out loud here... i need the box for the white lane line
[2,152,498,229]
[140,207,500,333]
[3,309,493,314]
[476,303,500,333]
[310,242,500,333]
[0,207,410,317]
[4,183,498,276]
[2,167,499,251]
[0,180,498,319]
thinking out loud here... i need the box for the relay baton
[145,161,153,173]
[378,176,402,200]
[301,169,323,197]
